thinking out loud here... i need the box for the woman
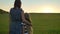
[9,0,31,34]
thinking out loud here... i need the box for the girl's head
[14,0,21,8]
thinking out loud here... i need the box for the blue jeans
[9,21,24,34]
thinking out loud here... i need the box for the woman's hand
[22,20,32,26]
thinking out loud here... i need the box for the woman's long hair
[14,0,21,8]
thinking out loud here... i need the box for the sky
[0,0,60,13]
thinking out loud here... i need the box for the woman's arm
[9,8,12,22]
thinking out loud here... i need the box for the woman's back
[9,8,25,34]
[10,8,22,22]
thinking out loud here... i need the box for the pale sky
[0,0,60,13]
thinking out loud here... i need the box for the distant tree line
[0,9,9,14]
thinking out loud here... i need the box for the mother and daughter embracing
[9,0,33,34]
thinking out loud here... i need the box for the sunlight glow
[38,6,55,13]
[42,7,54,13]
[29,5,56,13]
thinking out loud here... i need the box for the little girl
[24,13,33,34]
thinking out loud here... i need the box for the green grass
[0,13,60,34]
[0,14,9,34]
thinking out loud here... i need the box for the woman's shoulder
[10,8,24,13]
